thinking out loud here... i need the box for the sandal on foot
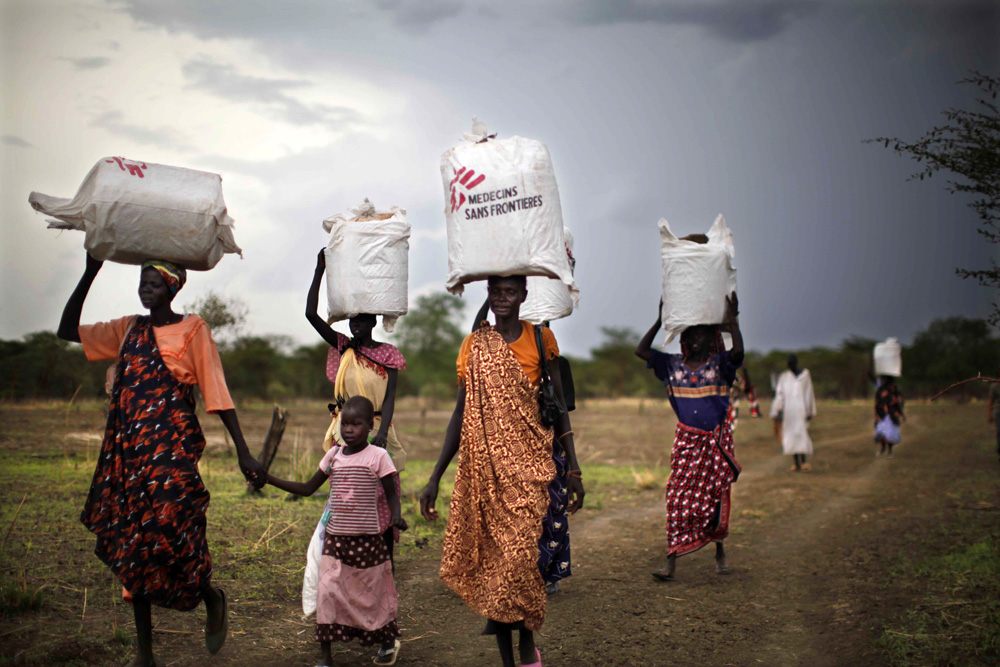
[373,639,400,666]
[521,648,542,667]
[651,569,674,582]
[205,588,228,655]
[545,581,560,595]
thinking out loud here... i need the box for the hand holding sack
[659,214,738,343]
[520,226,580,324]
[323,198,410,332]
[440,119,578,297]
[874,338,902,377]
[29,157,241,270]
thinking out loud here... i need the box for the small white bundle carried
[301,520,325,618]
[659,214,738,343]
[874,338,902,377]
[323,198,410,332]
[28,157,241,270]
[520,227,579,324]
[440,119,577,297]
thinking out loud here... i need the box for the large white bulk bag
[874,338,902,377]
[440,121,576,297]
[28,157,241,270]
[323,199,409,332]
[520,227,579,324]
[659,214,738,343]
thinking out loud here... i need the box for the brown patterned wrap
[439,326,555,630]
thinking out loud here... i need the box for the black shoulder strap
[534,324,552,385]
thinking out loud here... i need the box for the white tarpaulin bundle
[659,214,738,343]
[323,198,410,332]
[874,338,902,377]
[440,120,577,297]
[28,157,241,270]
[520,226,579,324]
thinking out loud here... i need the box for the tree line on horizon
[1,292,996,404]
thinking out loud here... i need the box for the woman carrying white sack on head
[771,354,817,471]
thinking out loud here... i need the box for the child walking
[267,396,405,666]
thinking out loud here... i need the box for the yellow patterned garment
[440,326,555,630]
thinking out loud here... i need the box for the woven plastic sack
[29,157,241,270]
[659,214,737,343]
[874,338,902,377]
[520,227,579,324]
[323,198,409,332]
[440,120,576,297]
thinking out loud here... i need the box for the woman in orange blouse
[57,253,264,667]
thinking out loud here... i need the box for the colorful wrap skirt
[316,533,400,646]
[665,421,741,557]
[80,317,212,611]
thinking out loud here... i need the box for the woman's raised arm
[58,254,103,343]
[305,249,340,348]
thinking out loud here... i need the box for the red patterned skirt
[665,421,741,557]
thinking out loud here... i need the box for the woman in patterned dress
[470,299,573,595]
[57,253,265,667]
[635,294,743,582]
[419,275,585,667]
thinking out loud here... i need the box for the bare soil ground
[0,398,997,666]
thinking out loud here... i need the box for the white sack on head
[874,338,902,377]
[659,214,737,344]
[322,199,410,332]
[440,122,576,297]
[520,226,579,324]
[28,157,241,270]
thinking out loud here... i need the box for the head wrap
[680,325,726,358]
[141,260,187,298]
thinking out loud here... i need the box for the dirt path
[3,402,994,666]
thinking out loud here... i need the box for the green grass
[878,466,1000,666]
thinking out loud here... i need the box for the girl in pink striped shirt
[267,396,406,666]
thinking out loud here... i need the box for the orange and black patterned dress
[80,317,212,611]
[440,325,555,631]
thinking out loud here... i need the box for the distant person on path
[420,276,585,667]
[471,300,576,596]
[728,367,762,430]
[874,375,905,457]
[266,396,406,667]
[58,253,265,667]
[990,374,1000,460]
[771,354,817,471]
[307,249,407,569]
[635,294,744,582]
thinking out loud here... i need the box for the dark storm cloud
[568,0,818,42]
[181,60,362,130]
[61,56,112,70]
[1,135,32,148]
[90,111,195,151]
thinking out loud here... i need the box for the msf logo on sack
[450,167,486,213]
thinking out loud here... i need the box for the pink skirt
[315,534,399,646]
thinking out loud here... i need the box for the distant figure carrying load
[874,376,905,457]
[636,292,743,582]
[771,354,817,471]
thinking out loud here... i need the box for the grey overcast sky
[1,0,997,356]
